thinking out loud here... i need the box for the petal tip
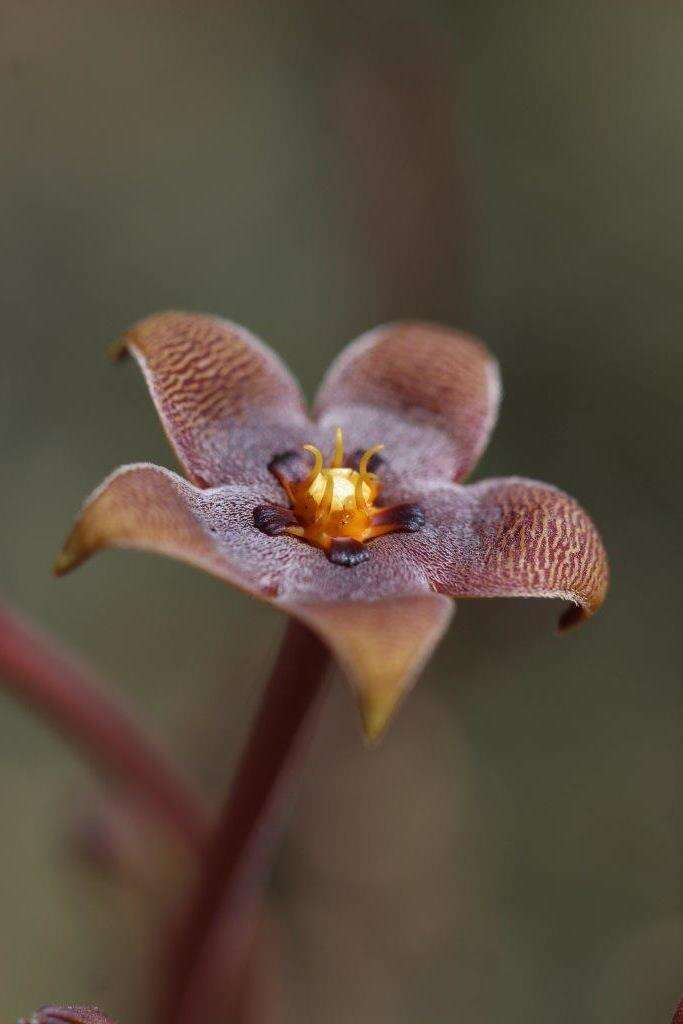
[557,600,599,634]
[558,570,608,634]
[105,310,307,488]
[359,692,400,744]
[283,593,454,742]
[107,335,129,362]
[53,550,73,576]
[53,531,90,577]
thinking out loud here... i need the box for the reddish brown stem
[162,618,330,1024]
[0,602,209,854]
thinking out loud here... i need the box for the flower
[19,1007,116,1024]
[55,313,608,740]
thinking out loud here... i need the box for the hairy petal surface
[55,464,431,599]
[55,465,447,734]
[54,464,290,594]
[409,478,609,630]
[113,311,309,488]
[314,321,501,482]
[283,594,454,741]
[20,1009,116,1024]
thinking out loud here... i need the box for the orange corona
[255,428,424,566]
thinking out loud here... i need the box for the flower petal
[55,465,457,738]
[20,1009,117,1024]
[54,463,296,596]
[282,594,454,742]
[313,322,501,482]
[113,311,309,488]
[54,464,430,607]
[409,478,608,630]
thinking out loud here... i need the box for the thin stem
[162,618,330,1024]
[0,602,209,854]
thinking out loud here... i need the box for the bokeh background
[2,2,682,1021]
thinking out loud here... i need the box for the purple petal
[113,311,310,487]
[20,1009,116,1024]
[282,593,454,741]
[55,464,430,604]
[55,464,456,739]
[313,321,501,482]
[404,477,609,630]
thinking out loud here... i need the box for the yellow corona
[255,428,424,566]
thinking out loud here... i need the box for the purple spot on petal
[327,538,370,567]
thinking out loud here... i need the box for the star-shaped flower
[56,313,608,739]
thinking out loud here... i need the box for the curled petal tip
[107,335,130,362]
[109,310,307,487]
[53,524,94,577]
[53,549,76,577]
[556,581,607,633]
[53,464,276,596]
[557,602,590,634]
[423,478,608,632]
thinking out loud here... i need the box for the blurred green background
[1,2,682,1021]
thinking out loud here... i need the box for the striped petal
[410,478,609,630]
[20,1008,117,1024]
[283,594,454,741]
[113,311,309,488]
[314,321,501,482]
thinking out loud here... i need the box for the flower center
[255,427,425,566]
[284,429,383,544]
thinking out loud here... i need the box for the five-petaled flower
[55,313,608,739]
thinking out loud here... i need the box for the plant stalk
[0,602,209,854]
[162,618,330,1024]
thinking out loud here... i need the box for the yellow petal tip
[359,694,400,745]
[53,550,76,577]
[53,530,91,577]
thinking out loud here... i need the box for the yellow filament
[358,444,384,477]
[332,427,344,468]
[314,473,334,523]
[302,444,323,486]
[267,427,418,557]
[355,444,384,510]
[354,473,365,511]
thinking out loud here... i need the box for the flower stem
[0,602,209,854]
[162,618,330,1024]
